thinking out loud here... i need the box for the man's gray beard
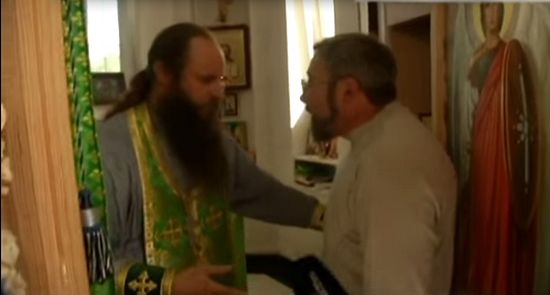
[311,110,337,142]
[310,83,339,142]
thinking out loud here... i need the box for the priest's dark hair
[107,23,212,118]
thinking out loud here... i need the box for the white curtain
[117,0,194,86]
[286,0,335,159]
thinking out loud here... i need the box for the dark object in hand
[247,254,347,295]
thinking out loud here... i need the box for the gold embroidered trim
[128,270,158,295]
[116,263,134,295]
[129,109,159,265]
[160,268,176,295]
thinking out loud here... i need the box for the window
[86,0,120,72]
[285,0,335,127]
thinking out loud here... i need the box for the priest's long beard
[155,91,228,193]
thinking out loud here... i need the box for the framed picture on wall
[208,25,251,90]
[222,93,238,117]
[91,72,126,105]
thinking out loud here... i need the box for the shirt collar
[346,101,401,150]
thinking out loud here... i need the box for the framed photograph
[223,121,248,150]
[222,93,238,117]
[208,25,251,90]
[91,72,126,105]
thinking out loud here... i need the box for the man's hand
[310,203,326,231]
[171,265,247,295]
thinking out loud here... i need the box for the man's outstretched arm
[225,137,325,230]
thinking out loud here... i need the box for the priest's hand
[171,265,247,295]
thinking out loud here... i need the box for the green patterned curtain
[61,0,114,294]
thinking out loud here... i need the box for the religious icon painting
[222,93,238,117]
[91,72,126,105]
[208,25,251,90]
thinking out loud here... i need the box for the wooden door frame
[1,0,89,293]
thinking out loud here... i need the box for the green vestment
[118,104,246,295]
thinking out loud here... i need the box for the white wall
[193,0,250,25]
[334,0,360,33]
[117,0,195,85]
[385,3,431,26]
[245,0,294,254]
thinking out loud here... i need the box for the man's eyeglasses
[197,75,228,85]
[301,78,330,92]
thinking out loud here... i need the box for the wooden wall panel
[431,4,449,148]
[1,0,89,294]
[389,15,432,115]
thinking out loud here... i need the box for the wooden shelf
[294,183,331,200]
[294,154,339,166]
